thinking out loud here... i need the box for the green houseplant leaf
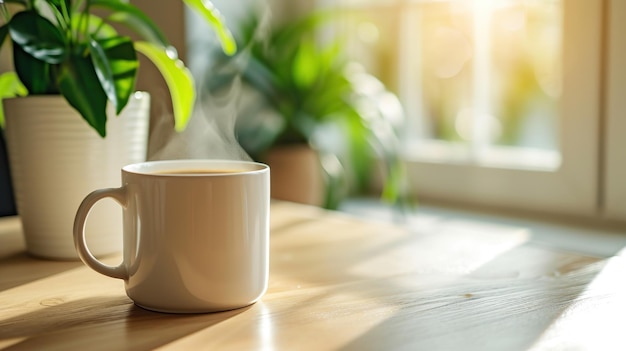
[90,36,138,115]
[12,43,57,94]
[134,41,194,132]
[292,39,318,89]
[0,24,8,48]
[70,12,119,41]
[8,11,67,64]
[58,52,109,137]
[0,72,28,128]
[182,0,237,55]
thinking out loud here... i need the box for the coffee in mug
[73,159,270,313]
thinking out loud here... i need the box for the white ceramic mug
[73,159,270,313]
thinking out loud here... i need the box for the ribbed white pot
[4,92,150,259]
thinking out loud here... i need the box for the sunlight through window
[334,0,562,170]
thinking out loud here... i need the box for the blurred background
[185,0,624,223]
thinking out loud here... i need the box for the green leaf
[89,0,170,48]
[42,0,72,28]
[0,72,28,128]
[90,36,138,115]
[182,0,237,55]
[0,24,8,52]
[58,52,108,137]
[134,41,194,132]
[12,42,57,94]
[71,13,118,41]
[8,11,67,64]
[344,115,374,190]
[44,0,71,13]
[0,72,28,98]
[292,39,318,89]
[380,158,404,204]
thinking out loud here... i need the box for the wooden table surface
[1,201,626,350]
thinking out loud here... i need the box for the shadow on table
[0,295,249,350]
[336,259,612,351]
[0,252,83,292]
[0,216,86,292]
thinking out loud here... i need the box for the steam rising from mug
[148,75,252,162]
[147,6,274,163]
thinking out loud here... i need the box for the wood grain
[0,202,622,350]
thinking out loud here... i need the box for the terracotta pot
[264,145,325,207]
[4,93,150,259]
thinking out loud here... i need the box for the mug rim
[122,159,269,177]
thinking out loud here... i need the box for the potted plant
[0,0,236,259]
[204,10,410,210]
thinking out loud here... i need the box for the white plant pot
[4,92,150,259]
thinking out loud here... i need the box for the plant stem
[81,1,90,44]
[59,0,71,36]
[72,0,85,13]
[42,0,70,41]
[70,0,89,49]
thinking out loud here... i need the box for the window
[321,0,618,220]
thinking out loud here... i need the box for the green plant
[0,0,236,136]
[205,11,410,209]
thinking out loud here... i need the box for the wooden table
[1,201,626,350]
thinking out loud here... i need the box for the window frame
[603,0,626,221]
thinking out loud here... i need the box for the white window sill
[339,197,626,258]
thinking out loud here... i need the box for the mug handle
[73,187,128,280]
